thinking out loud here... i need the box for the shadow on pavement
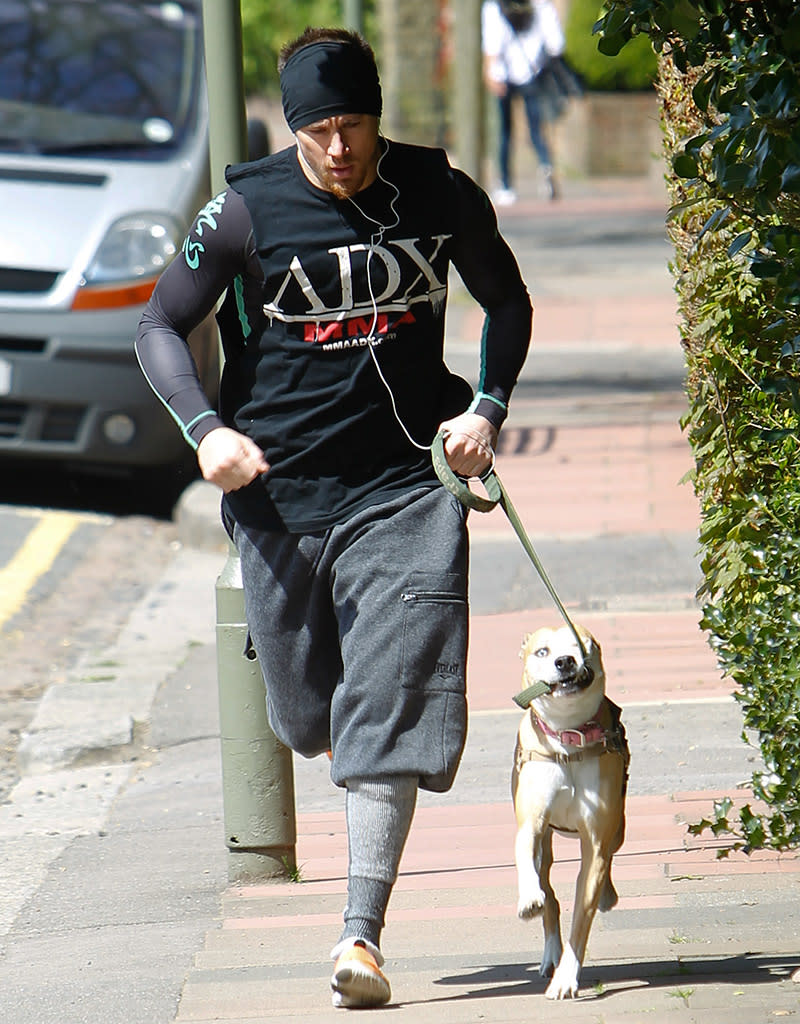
[0,457,197,520]
[425,951,800,1004]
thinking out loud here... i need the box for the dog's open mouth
[552,662,595,694]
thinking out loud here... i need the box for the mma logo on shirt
[305,309,417,350]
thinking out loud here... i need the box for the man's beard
[323,167,362,199]
[329,180,353,199]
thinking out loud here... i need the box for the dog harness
[514,698,629,769]
[535,716,607,748]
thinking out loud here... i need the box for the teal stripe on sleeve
[181,410,218,448]
[233,274,252,339]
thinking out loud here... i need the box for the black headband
[280,40,382,132]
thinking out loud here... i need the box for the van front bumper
[0,305,217,469]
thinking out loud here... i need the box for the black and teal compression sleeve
[448,168,533,428]
[134,188,260,449]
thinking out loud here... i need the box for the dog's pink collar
[535,717,606,748]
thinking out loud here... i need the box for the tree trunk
[378,0,447,146]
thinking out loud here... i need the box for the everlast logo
[262,235,452,331]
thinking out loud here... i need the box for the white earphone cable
[347,141,431,452]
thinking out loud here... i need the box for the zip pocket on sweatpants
[399,572,467,694]
[401,590,465,604]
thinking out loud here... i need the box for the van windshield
[0,0,202,157]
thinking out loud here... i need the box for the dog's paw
[545,946,580,1000]
[545,976,579,1000]
[516,892,545,919]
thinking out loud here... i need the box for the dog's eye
[535,647,549,658]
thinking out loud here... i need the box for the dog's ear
[519,633,532,659]
[578,629,600,657]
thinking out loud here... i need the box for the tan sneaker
[330,939,391,1008]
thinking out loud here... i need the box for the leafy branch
[595,0,800,853]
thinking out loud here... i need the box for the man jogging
[136,27,532,1009]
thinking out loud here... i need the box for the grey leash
[431,430,586,707]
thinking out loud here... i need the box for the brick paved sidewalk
[176,790,800,1022]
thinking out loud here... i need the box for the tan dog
[512,625,629,999]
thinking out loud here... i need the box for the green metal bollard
[216,541,297,882]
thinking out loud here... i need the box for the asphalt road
[0,504,177,801]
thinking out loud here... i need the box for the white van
[0,0,252,477]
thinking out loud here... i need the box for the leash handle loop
[430,429,501,512]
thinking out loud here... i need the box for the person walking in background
[482,0,566,204]
[136,26,531,1010]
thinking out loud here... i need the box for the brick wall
[553,91,663,177]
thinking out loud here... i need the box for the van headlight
[71,213,183,311]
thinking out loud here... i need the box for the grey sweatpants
[233,485,469,792]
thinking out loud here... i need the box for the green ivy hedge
[564,0,657,91]
[596,1,800,854]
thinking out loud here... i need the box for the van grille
[42,405,85,442]
[0,268,60,294]
[0,401,26,438]
[0,168,107,187]
[0,336,47,354]
[0,400,85,443]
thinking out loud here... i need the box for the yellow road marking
[0,512,83,630]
